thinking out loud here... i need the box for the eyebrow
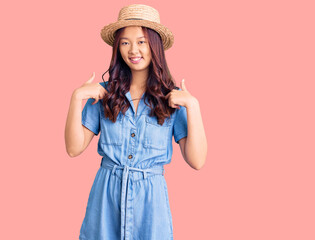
[120,36,146,40]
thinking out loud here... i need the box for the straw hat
[100,4,174,50]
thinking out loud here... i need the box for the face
[119,26,152,73]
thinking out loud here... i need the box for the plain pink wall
[1,0,314,239]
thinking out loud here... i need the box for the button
[128,155,133,159]
[131,133,135,137]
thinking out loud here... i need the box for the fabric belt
[100,157,165,240]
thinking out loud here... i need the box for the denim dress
[79,81,188,240]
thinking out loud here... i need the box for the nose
[128,43,139,54]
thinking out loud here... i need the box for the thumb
[181,79,187,91]
[86,72,95,83]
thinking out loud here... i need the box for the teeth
[130,57,141,60]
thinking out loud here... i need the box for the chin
[129,65,150,71]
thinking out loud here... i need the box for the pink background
[1,0,314,239]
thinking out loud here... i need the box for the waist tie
[100,158,165,240]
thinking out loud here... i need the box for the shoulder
[99,81,109,91]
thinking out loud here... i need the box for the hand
[165,79,194,109]
[74,72,108,104]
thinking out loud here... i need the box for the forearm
[184,98,207,169]
[64,90,85,157]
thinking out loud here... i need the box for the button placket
[128,128,137,164]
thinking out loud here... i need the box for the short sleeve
[82,98,100,135]
[173,104,188,144]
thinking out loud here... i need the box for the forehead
[120,26,146,40]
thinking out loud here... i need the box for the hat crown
[118,4,161,24]
[100,4,174,50]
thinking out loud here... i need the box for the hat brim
[100,20,174,50]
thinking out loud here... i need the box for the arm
[64,90,95,157]
[65,73,106,157]
[166,79,208,170]
[179,98,207,170]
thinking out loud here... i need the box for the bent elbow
[193,164,204,171]
[66,148,81,158]
[193,157,206,170]
[67,152,76,158]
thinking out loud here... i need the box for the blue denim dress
[79,81,188,240]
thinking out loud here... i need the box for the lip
[129,57,143,64]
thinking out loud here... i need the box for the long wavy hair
[101,26,179,125]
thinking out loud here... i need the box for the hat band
[125,18,144,20]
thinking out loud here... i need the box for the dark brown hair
[101,26,179,125]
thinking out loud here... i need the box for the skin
[165,79,207,170]
[65,26,207,170]
[119,26,152,115]
[119,27,151,94]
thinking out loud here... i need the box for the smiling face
[119,26,152,74]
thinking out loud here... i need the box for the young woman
[65,4,207,240]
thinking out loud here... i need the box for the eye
[139,41,145,44]
[121,42,128,45]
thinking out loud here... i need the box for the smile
[129,57,142,64]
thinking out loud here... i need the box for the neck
[130,69,148,92]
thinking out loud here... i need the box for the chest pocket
[143,116,172,150]
[100,108,123,146]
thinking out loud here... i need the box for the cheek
[148,54,152,62]
[119,48,126,56]
[145,50,152,59]
[121,52,129,61]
